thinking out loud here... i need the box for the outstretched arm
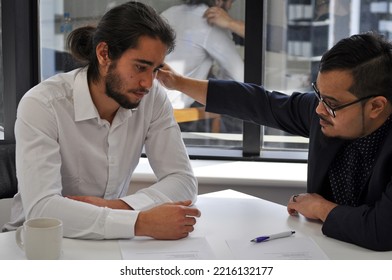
[157,64,208,105]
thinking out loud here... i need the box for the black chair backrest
[0,144,17,199]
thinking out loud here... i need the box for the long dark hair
[67,1,175,82]
[319,32,392,102]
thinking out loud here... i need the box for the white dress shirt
[161,4,244,108]
[3,67,197,239]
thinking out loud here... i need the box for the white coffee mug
[15,217,63,260]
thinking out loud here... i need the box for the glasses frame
[311,82,380,118]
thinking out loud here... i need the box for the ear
[368,96,388,119]
[96,42,110,67]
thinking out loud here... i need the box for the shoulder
[22,68,85,104]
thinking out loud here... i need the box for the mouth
[318,115,333,127]
[131,89,149,99]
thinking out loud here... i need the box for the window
[2,0,391,162]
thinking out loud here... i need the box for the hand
[158,63,208,105]
[287,193,337,222]
[157,63,180,90]
[66,195,132,210]
[135,200,201,240]
[203,7,232,29]
[203,7,245,38]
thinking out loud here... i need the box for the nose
[315,100,328,116]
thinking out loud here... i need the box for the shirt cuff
[104,208,139,239]
[121,192,157,211]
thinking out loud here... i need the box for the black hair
[67,1,175,82]
[182,0,216,7]
[319,32,392,102]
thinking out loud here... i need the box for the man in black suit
[158,32,392,251]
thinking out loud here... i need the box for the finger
[184,225,194,233]
[287,202,299,216]
[289,209,299,216]
[172,200,192,206]
[185,217,197,226]
[287,206,298,216]
[185,207,201,218]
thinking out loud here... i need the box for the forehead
[120,36,167,65]
[316,70,354,97]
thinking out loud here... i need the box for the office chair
[0,144,17,199]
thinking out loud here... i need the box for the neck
[364,107,392,137]
[88,79,119,124]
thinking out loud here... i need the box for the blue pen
[250,231,295,243]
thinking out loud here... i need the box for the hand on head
[203,7,232,29]
[156,63,179,90]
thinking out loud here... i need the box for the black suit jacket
[206,79,392,251]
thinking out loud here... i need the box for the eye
[327,101,339,108]
[135,64,147,72]
[321,98,338,108]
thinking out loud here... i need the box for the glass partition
[35,0,392,160]
[38,0,245,152]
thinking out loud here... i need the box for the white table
[1,189,391,260]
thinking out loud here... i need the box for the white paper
[119,237,215,260]
[226,236,329,260]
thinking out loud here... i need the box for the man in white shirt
[3,1,200,240]
[161,0,244,109]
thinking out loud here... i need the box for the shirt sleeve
[206,79,316,137]
[322,183,392,251]
[121,83,198,210]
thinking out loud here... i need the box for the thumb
[173,200,193,206]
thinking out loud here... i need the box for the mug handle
[15,226,25,250]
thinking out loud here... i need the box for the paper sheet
[119,236,215,260]
[226,236,329,260]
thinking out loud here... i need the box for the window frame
[1,0,39,144]
[185,0,308,163]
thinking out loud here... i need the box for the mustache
[318,114,333,125]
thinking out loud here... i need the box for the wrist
[319,201,337,222]
[107,199,132,210]
[134,211,148,237]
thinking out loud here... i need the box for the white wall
[129,158,307,206]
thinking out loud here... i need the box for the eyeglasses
[311,82,379,118]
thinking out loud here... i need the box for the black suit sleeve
[206,79,317,138]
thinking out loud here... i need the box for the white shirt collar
[73,67,133,125]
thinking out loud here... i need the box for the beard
[105,64,148,109]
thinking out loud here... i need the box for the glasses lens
[324,102,335,117]
[312,82,335,117]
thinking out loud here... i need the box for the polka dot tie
[328,116,391,206]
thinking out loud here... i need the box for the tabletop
[1,189,391,260]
